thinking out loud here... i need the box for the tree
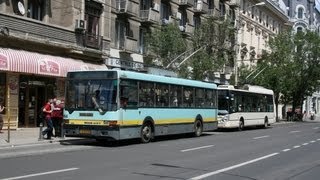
[241,30,320,121]
[146,17,234,81]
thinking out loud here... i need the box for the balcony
[84,32,103,50]
[184,23,194,35]
[178,0,194,7]
[194,1,209,14]
[207,8,218,17]
[140,8,160,24]
[229,0,240,8]
[118,36,138,53]
[114,0,139,17]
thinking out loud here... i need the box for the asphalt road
[0,122,320,180]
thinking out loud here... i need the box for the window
[219,0,225,16]
[193,15,201,29]
[27,0,45,21]
[155,83,169,107]
[259,11,262,23]
[115,20,130,48]
[139,82,155,107]
[183,87,194,107]
[140,0,153,10]
[195,88,205,108]
[139,28,148,54]
[169,85,182,107]
[85,2,102,37]
[266,16,269,27]
[160,1,171,22]
[251,7,255,19]
[208,0,214,9]
[298,7,303,19]
[120,80,138,108]
[0,73,5,114]
[179,9,187,27]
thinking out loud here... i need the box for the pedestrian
[0,104,5,133]
[52,99,63,137]
[42,99,54,139]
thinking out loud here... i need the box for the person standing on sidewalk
[0,104,4,133]
[52,99,63,137]
[42,99,53,139]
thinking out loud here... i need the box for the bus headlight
[222,115,229,122]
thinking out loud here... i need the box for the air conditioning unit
[75,19,86,30]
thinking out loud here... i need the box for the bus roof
[68,69,217,89]
[218,84,273,95]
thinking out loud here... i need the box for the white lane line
[317,139,320,141]
[293,145,300,149]
[302,143,309,146]
[181,145,214,152]
[313,127,319,129]
[1,168,79,180]
[188,153,279,180]
[282,149,291,152]
[253,135,270,140]
[310,141,316,143]
[289,131,301,133]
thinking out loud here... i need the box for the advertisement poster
[8,74,18,95]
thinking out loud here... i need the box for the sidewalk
[0,128,83,148]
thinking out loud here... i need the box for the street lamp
[234,2,266,86]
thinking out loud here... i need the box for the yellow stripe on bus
[67,117,216,126]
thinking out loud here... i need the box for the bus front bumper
[63,125,120,140]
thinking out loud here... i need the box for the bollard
[38,122,44,141]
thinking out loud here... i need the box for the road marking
[313,127,319,129]
[310,141,316,143]
[282,149,291,152]
[317,139,320,141]
[188,153,279,180]
[293,145,300,148]
[302,143,309,146]
[253,135,270,140]
[0,142,58,150]
[289,131,301,133]
[1,168,79,180]
[181,145,214,152]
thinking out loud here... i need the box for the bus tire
[239,119,244,131]
[140,121,153,143]
[264,117,268,128]
[194,119,203,137]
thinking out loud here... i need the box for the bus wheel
[239,120,244,131]
[264,118,268,128]
[194,120,203,137]
[141,122,153,143]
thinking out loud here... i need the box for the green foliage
[146,17,234,81]
[240,30,320,120]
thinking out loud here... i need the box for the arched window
[297,27,303,33]
[298,7,303,19]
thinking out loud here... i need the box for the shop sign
[106,58,144,70]
[0,53,9,70]
[38,59,60,75]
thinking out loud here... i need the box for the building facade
[235,0,290,84]
[0,0,109,128]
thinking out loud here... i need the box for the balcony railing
[140,8,160,23]
[178,0,194,7]
[84,33,103,50]
[194,0,209,13]
[118,36,138,53]
[115,0,139,16]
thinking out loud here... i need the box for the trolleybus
[63,69,218,143]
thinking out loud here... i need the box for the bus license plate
[80,129,91,135]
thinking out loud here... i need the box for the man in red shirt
[42,99,53,139]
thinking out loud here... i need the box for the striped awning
[0,48,107,77]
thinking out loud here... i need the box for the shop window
[0,73,6,114]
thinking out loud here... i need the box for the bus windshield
[65,79,117,112]
[218,90,229,114]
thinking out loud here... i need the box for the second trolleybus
[217,85,275,130]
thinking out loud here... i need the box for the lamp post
[234,2,265,86]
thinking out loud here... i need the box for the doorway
[18,75,55,127]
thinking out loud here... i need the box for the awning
[0,48,107,77]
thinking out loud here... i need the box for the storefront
[0,48,107,129]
